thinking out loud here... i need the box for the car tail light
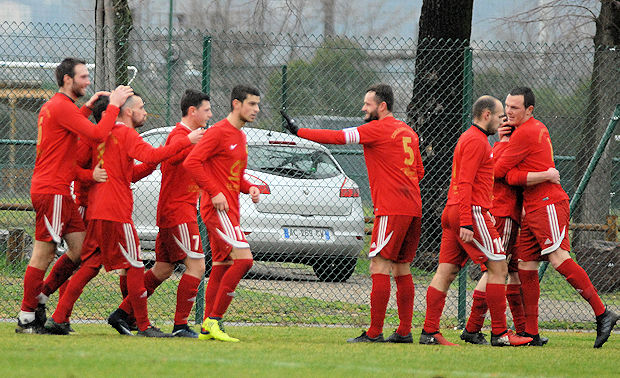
[340,177,359,197]
[245,173,270,194]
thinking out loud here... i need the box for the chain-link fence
[0,21,618,330]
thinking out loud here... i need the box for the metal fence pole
[281,65,288,132]
[457,47,474,329]
[165,0,174,127]
[194,35,212,326]
[539,104,620,280]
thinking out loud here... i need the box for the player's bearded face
[70,64,90,98]
[364,108,379,122]
[131,98,147,128]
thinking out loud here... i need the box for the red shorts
[31,193,85,243]
[517,200,570,262]
[155,222,204,263]
[368,215,420,264]
[439,204,505,267]
[203,208,248,263]
[80,232,102,268]
[481,216,519,273]
[83,219,143,271]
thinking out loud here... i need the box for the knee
[548,248,571,269]
[152,263,174,280]
[185,259,206,277]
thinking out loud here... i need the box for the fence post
[165,0,174,127]
[194,37,212,326]
[457,47,473,328]
[202,36,211,94]
[539,104,620,280]
[281,65,288,132]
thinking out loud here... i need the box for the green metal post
[538,104,620,280]
[281,65,288,131]
[165,0,173,127]
[194,36,213,325]
[457,47,473,328]
[201,36,212,94]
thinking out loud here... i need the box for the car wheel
[312,256,357,282]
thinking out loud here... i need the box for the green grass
[1,324,618,377]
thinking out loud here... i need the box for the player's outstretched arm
[280,109,299,135]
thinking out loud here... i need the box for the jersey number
[403,137,415,166]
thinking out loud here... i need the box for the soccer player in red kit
[184,85,261,342]
[17,57,133,333]
[281,83,424,343]
[420,96,532,347]
[45,94,205,336]
[109,89,212,338]
[494,87,618,349]
[461,147,559,346]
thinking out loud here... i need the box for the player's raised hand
[280,109,299,135]
[92,162,107,182]
[211,192,229,211]
[498,115,513,142]
[109,85,134,108]
[85,91,111,109]
[187,127,206,144]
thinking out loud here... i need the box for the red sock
[58,279,69,300]
[395,275,414,336]
[465,289,487,333]
[423,285,447,334]
[519,269,540,335]
[41,254,80,297]
[119,269,163,316]
[556,259,605,316]
[125,266,150,331]
[52,265,100,323]
[486,283,507,335]
[174,274,201,325]
[204,264,230,320]
[506,284,526,334]
[367,274,391,338]
[119,275,128,299]
[21,266,45,312]
[210,259,253,318]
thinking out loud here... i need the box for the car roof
[141,126,331,153]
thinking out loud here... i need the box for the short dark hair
[472,96,499,119]
[509,87,536,108]
[121,92,142,111]
[55,57,86,87]
[230,85,260,111]
[366,84,394,112]
[181,89,210,117]
[91,95,110,123]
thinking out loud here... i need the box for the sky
[0,0,596,43]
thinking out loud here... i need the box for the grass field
[1,324,618,377]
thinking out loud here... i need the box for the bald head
[472,95,503,134]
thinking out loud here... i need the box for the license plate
[283,227,331,241]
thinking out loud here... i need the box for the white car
[133,127,365,282]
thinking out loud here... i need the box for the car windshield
[247,145,341,179]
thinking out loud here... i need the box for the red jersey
[74,138,95,208]
[86,123,191,223]
[31,93,119,196]
[446,125,494,227]
[494,117,569,213]
[183,119,253,217]
[156,123,199,228]
[297,116,424,216]
[490,142,522,222]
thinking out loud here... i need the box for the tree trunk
[573,0,619,247]
[406,0,473,270]
[113,0,133,86]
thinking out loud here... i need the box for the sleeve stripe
[343,127,360,144]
